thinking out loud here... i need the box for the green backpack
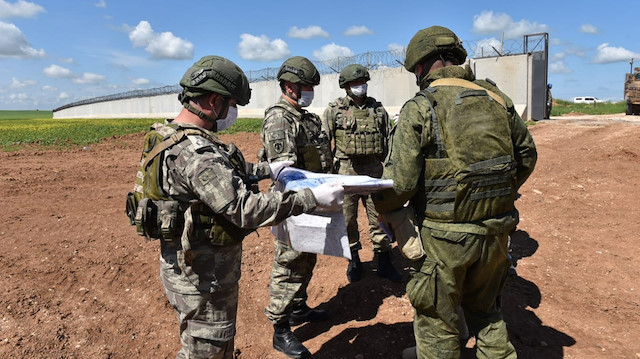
[418,78,518,222]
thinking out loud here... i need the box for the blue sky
[1,0,639,110]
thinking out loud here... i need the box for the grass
[0,100,627,151]
[0,111,263,151]
[550,99,626,116]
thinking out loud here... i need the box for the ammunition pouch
[126,192,249,246]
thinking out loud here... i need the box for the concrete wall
[54,55,546,121]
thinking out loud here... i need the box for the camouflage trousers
[264,238,317,324]
[160,241,242,359]
[336,157,390,253]
[407,227,516,359]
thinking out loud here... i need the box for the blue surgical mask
[298,91,314,107]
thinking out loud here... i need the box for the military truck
[624,67,640,115]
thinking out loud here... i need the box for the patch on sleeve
[197,168,216,185]
[268,130,286,154]
[195,166,236,213]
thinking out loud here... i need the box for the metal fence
[54,36,540,112]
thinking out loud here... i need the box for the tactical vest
[262,103,333,173]
[125,123,253,246]
[417,78,517,223]
[331,97,385,157]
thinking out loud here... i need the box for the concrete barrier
[54,54,545,121]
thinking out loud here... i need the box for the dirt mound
[1,119,639,358]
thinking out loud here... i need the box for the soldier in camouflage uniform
[323,64,402,283]
[373,26,537,359]
[126,56,344,359]
[260,56,333,359]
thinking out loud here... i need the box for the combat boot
[273,322,311,358]
[289,302,328,326]
[346,250,363,282]
[376,251,403,283]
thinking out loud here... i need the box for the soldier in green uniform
[323,64,402,283]
[260,56,334,359]
[373,27,537,359]
[126,55,343,359]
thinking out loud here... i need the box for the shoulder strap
[429,78,507,110]
[142,128,223,169]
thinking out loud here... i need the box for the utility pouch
[134,198,157,240]
[125,191,138,225]
[406,258,438,314]
[158,200,181,241]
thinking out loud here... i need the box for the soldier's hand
[269,160,294,181]
[310,182,344,212]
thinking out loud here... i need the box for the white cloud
[42,85,57,91]
[129,21,194,60]
[0,21,45,58]
[388,43,404,54]
[9,93,28,101]
[58,92,70,99]
[343,25,373,36]
[72,72,106,84]
[312,43,354,61]
[43,64,73,78]
[550,61,571,74]
[580,24,598,34]
[10,77,37,88]
[593,43,640,64]
[0,0,45,19]
[59,57,74,63]
[237,33,290,61]
[472,11,548,39]
[132,78,150,85]
[287,25,329,39]
[552,52,566,61]
[94,0,106,8]
[106,50,150,68]
[472,37,503,57]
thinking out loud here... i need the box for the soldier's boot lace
[273,322,311,359]
[346,250,363,282]
[289,302,328,326]
[376,251,403,283]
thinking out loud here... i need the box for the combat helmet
[404,26,467,72]
[179,55,251,106]
[277,56,320,86]
[339,64,370,88]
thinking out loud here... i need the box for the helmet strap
[284,82,300,102]
[182,99,218,128]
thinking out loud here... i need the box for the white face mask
[297,90,314,107]
[216,106,238,131]
[350,83,367,97]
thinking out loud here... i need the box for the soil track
[1,115,639,358]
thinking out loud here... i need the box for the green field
[0,111,263,151]
[0,101,627,151]
[550,100,626,116]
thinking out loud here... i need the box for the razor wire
[53,37,538,112]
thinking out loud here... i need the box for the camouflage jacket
[374,65,537,234]
[261,97,333,173]
[158,121,317,229]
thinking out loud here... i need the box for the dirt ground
[1,114,639,359]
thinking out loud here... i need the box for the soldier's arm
[261,110,298,165]
[380,105,392,160]
[181,150,317,229]
[373,100,424,213]
[510,110,537,189]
